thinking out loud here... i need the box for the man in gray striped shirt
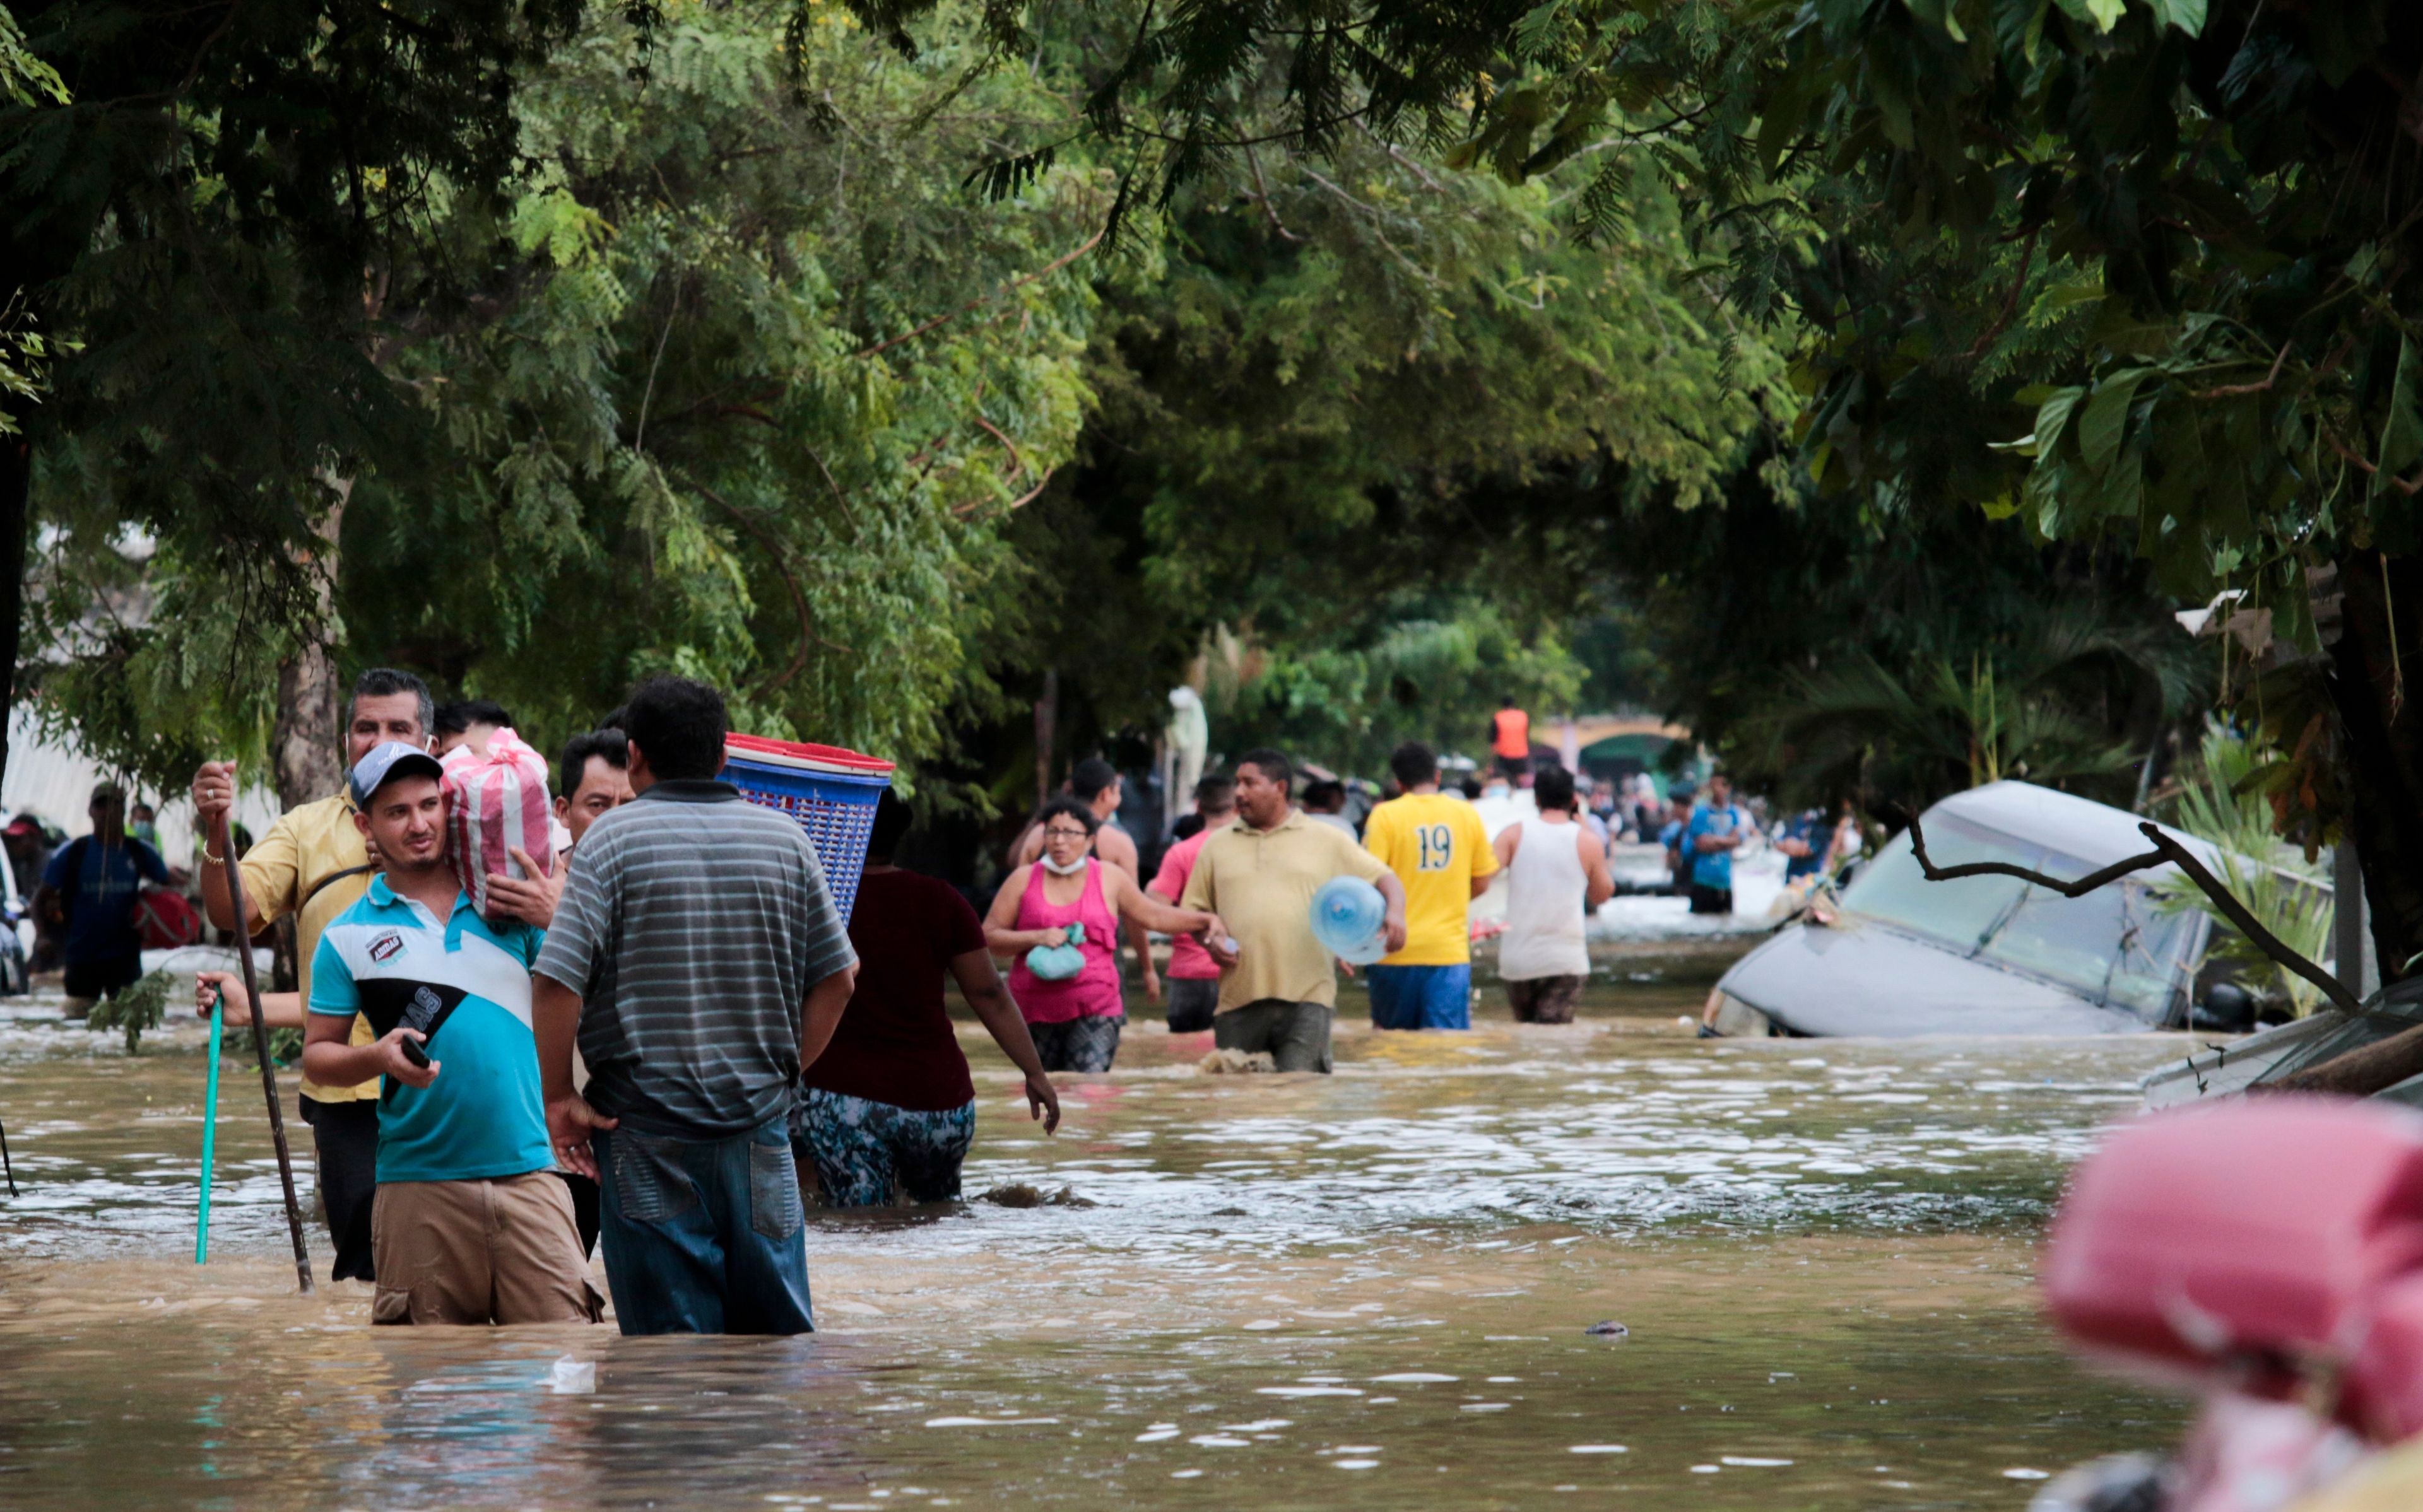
[533,675,858,1335]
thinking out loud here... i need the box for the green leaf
[1756,63,1819,176]
[1899,0,1967,41]
[2093,440,2145,520]
[1868,71,1915,149]
[2077,368,2154,476]
[2089,301,2180,358]
[2053,0,2125,31]
[1513,0,1569,61]
[2140,0,2205,35]
[2031,385,2086,457]
[2376,334,2423,496]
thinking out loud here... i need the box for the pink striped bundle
[440,728,553,913]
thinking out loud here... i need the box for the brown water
[0,952,2191,1509]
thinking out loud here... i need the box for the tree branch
[854,230,1104,360]
[2191,340,2292,401]
[1962,224,2037,361]
[1244,146,1308,243]
[972,414,1025,479]
[1904,812,2360,1017]
[698,485,851,697]
[2323,428,2423,496]
[953,466,1054,517]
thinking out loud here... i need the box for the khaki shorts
[372,1171,603,1326]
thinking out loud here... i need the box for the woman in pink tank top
[985,797,1228,1072]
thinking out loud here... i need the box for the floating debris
[1198,1048,1277,1075]
[1584,1320,1629,1338]
[977,1183,1097,1209]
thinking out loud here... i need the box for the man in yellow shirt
[1182,749,1406,1073]
[1361,741,1498,1031]
[189,667,433,1284]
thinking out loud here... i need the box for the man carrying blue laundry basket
[531,674,859,1335]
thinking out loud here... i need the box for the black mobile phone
[398,1034,432,1070]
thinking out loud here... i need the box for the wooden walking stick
[196,987,224,1262]
[214,813,314,1293]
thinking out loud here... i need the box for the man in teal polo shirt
[302,741,598,1326]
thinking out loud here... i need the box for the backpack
[133,888,201,950]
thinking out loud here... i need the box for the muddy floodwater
[0,947,2194,1509]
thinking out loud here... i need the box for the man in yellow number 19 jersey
[1360,742,1499,1030]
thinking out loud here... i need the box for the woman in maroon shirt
[795,792,1060,1206]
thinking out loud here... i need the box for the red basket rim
[725,732,895,775]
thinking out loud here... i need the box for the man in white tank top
[1490,765,1615,1024]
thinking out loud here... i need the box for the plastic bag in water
[1025,921,1087,981]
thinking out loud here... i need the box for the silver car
[1707,782,2237,1038]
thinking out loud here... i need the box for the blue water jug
[1309,877,1388,964]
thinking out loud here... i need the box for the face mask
[1041,850,1088,876]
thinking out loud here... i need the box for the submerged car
[1706,780,2272,1038]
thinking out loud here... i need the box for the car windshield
[1839,815,2201,1022]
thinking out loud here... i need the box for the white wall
[0,708,285,863]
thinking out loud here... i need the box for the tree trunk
[269,476,350,811]
[1034,667,1058,812]
[2329,548,2423,983]
[0,435,27,800]
[2189,552,2423,1101]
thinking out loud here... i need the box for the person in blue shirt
[1681,771,1755,915]
[1657,786,1696,896]
[38,782,169,1019]
[1778,807,1829,884]
[295,741,596,1326]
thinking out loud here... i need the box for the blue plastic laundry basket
[720,734,894,924]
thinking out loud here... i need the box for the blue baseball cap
[348,742,445,809]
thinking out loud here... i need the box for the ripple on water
[0,986,2195,1512]
[3,1018,2167,1260]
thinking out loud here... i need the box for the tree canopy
[890,0,2423,955]
[9,0,1808,814]
[3,0,2289,944]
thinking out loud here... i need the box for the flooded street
[0,951,2192,1509]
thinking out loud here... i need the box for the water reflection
[0,971,2192,1509]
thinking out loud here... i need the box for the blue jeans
[592,1118,813,1337]
[1366,963,1472,1030]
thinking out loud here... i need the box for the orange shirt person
[1488,698,1532,780]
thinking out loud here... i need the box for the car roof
[1931,780,2222,872]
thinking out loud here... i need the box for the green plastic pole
[216,816,313,1294]
[196,990,223,1263]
